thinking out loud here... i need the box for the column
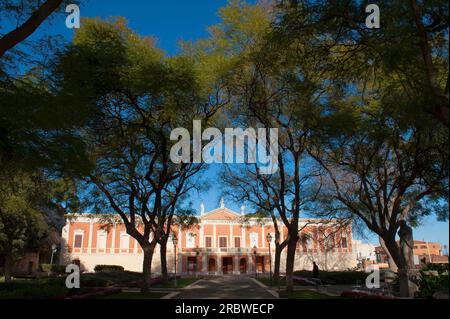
[242,226,246,248]
[88,220,94,254]
[200,224,204,247]
[111,223,116,254]
[133,238,138,254]
[202,254,208,273]
[61,222,70,256]
[230,224,233,248]
[217,256,222,275]
[248,254,252,273]
[213,224,217,248]
[262,224,265,248]
[234,255,239,275]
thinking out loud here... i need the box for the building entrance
[222,257,233,274]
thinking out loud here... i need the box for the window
[219,237,227,248]
[120,232,130,250]
[341,233,348,249]
[234,237,241,248]
[205,236,212,248]
[97,230,107,250]
[187,233,196,248]
[325,233,335,250]
[306,235,313,250]
[250,232,258,248]
[74,232,83,248]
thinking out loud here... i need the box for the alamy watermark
[365,264,380,289]
[170,121,279,174]
[65,264,80,289]
[64,3,380,30]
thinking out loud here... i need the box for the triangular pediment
[202,208,240,220]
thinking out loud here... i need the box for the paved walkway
[171,275,277,299]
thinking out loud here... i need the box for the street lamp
[266,233,273,286]
[50,244,57,266]
[253,246,257,279]
[172,233,178,288]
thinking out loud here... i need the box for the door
[208,258,216,274]
[222,257,233,274]
[239,258,247,274]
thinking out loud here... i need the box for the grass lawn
[81,271,142,287]
[0,277,68,299]
[80,272,198,289]
[280,290,343,299]
[103,291,169,299]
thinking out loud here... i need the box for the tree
[309,107,448,296]
[272,0,448,297]
[275,0,449,127]
[0,171,49,282]
[56,18,224,291]
[0,0,68,58]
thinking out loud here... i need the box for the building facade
[61,201,357,274]
[375,240,448,269]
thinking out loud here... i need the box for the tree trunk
[142,245,155,293]
[285,232,298,294]
[160,238,169,283]
[379,237,397,272]
[383,237,415,298]
[4,255,13,283]
[273,243,283,286]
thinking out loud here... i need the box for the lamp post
[172,233,178,288]
[266,233,273,286]
[50,244,57,266]
[253,246,257,279]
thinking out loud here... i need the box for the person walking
[312,262,319,279]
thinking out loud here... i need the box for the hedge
[94,265,125,273]
[41,264,67,274]
[293,270,367,285]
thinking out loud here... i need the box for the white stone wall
[277,251,357,273]
[60,245,169,273]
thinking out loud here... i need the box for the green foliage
[0,172,49,259]
[94,265,125,273]
[80,275,113,288]
[81,271,141,287]
[418,264,449,299]
[293,270,367,285]
[40,264,66,274]
[0,277,68,299]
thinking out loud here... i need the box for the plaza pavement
[167,275,278,299]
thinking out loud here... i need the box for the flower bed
[341,289,399,299]
[293,276,317,286]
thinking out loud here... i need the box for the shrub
[293,270,367,285]
[80,275,113,287]
[417,265,449,299]
[94,265,125,273]
[40,264,67,275]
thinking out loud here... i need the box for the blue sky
[8,0,448,249]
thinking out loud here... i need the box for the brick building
[375,240,448,268]
[60,200,357,274]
